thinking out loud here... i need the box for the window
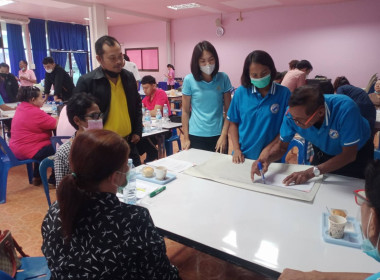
[125,47,159,71]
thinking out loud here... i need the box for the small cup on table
[155,166,167,180]
[328,214,347,239]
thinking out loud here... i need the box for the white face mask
[200,64,215,75]
[83,119,103,131]
[45,69,53,74]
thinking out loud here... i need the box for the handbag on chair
[0,230,28,277]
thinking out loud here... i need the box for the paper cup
[328,214,347,239]
[155,166,167,180]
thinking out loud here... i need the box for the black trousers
[137,131,172,163]
[311,139,374,179]
[124,137,142,167]
[32,144,55,178]
[189,134,228,154]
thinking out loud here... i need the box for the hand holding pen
[251,159,269,182]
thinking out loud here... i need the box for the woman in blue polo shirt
[182,40,233,153]
[227,50,291,162]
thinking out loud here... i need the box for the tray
[322,212,363,249]
[136,172,176,185]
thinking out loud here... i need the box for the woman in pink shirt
[165,64,175,90]
[10,86,57,185]
[18,60,37,87]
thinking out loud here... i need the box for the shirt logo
[329,129,339,139]
[270,103,280,114]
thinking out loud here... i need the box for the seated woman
[42,129,180,279]
[9,86,57,185]
[227,50,291,163]
[280,160,380,280]
[54,92,102,187]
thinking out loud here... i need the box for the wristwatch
[313,166,321,177]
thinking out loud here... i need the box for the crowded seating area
[0,0,380,279]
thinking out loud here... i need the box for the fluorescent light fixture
[167,3,200,10]
[0,0,14,7]
[106,16,111,19]
[83,17,90,20]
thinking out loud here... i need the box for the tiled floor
[0,144,273,280]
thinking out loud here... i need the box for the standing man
[0,63,18,103]
[251,85,373,184]
[123,54,141,90]
[281,60,313,92]
[43,57,74,102]
[75,35,142,166]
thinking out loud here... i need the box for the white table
[141,149,378,278]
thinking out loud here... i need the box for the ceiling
[0,0,356,26]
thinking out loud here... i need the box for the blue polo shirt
[182,72,232,137]
[280,94,370,155]
[227,82,291,160]
[0,94,4,105]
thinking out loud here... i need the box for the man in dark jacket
[0,63,18,103]
[43,57,74,102]
[74,35,143,166]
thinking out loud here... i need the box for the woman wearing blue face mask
[279,160,380,280]
[182,40,233,153]
[227,50,291,163]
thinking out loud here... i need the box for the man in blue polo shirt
[251,85,373,184]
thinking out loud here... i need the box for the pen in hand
[257,162,266,184]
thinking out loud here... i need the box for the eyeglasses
[84,112,103,120]
[354,189,371,206]
[285,108,319,127]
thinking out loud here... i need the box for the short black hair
[66,92,97,130]
[123,54,130,61]
[241,50,277,88]
[95,35,120,57]
[288,60,299,70]
[333,76,350,92]
[167,64,175,70]
[289,85,324,115]
[17,86,41,102]
[19,59,28,66]
[42,57,55,65]
[0,63,9,69]
[190,40,219,81]
[141,75,156,85]
[296,60,313,71]
[365,160,380,218]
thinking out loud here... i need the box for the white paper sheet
[147,158,193,173]
[255,173,314,192]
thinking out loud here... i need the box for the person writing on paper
[279,160,380,280]
[42,129,180,279]
[227,50,291,163]
[182,40,232,153]
[251,85,372,185]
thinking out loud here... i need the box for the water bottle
[144,110,151,132]
[156,108,162,130]
[124,159,137,205]
[163,104,169,123]
[142,104,146,121]
[52,102,57,116]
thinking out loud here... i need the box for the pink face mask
[84,119,103,130]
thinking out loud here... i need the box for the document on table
[147,158,193,173]
[255,173,314,192]
[184,153,322,202]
